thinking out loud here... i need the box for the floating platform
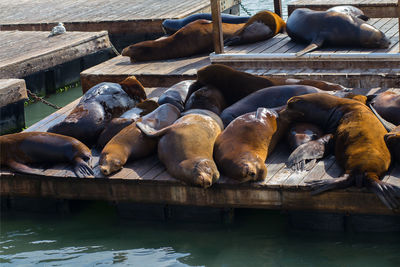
[287,0,399,18]
[0,0,240,50]
[1,86,399,216]
[211,18,400,70]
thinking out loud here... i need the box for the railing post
[398,0,400,52]
[211,0,224,54]
[274,0,282,18]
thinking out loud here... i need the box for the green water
[1,206,400,266]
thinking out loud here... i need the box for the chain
[110,42,121,56]
[239,2,252,16]
[26,89,61,109]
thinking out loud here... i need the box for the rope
[110,42,121,56]
[239,2,252,16]
[26,89,61,110]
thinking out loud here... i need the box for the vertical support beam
[211,0,224,54]
[274,0,282,17]
[398,0,400,52]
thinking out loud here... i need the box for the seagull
[48,22,66,37]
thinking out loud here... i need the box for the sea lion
[287,123,324,151]
[214,108,280,183]
[0,132,93,178]
[224,10,286,46]
[184,85,227,115]
[137,109,222,188]
[385,125,400,165]
[286,8,390,56]
[220,84,322,126]
[99,104,181,176]
[158,80,195,111]
[97,99,159,148]
[189,64,347,106]
[162,13,250,35]
[282,93,398,209]
[326,5,369,21]
[369,91,400,125]
[48,77,147,147]
[122,19,245,62]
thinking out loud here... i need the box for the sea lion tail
[136,121,171,137]
[367,174,400,210]
[368,103,396,132]
[306,174,354,195]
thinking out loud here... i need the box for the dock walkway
[1,86,399,216]
[287,0,399,18]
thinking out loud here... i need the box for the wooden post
[274,0,282,18]
[398,0,400,52]
[211,0,224,54]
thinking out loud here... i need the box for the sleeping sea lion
[184,85,227,115]
[385,125,400,165]
[97,99,159,148]
[48,77,147,147]
[224,10,286,46]
[214,108,282,183]
[219,84,322,126]
[369,91,400,125]
[99,104,181,176]
[122,19,245,62]
[282,93,398,209]
[286,8,390,56]
[189,64,347,106]
[158,80,195,111]
[0,132,93,178]
[326,5,369,21]
[137,109,223,188]
[162,13,250,35]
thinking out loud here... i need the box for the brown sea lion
[122,19,244,62]
[282,93,398,209]
[385,125,400,165]
[48,77,147,147]
[0,132,93,178]
[184,85,227,115]
[224,10,286,46]
[286,8,390,56]
[214,108,280,183]
[97,99,159,148]
[137,109,223,188]
[369,91,400,126]
[189,64,347,106]
[158,80,195,111]
[99,104,181,176]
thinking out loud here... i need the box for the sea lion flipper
[73,158,94,178]
[7,160,42,176]
[295,35,324,57]
[369,181,399,210]
[136,121,171,138]
[357,14,369,21]
[306,174,354,195]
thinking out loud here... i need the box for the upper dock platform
[287,0,399,18]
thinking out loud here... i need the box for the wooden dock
[1,86,399,216]
[287,0,399,18]
[0,31,111,80]
[211,18,400,69]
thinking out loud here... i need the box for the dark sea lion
[282,93,398,209]
[162,13,250,35]
[97,99,159,148]
[122,19,244,62]
[137,109,222,188]
[0,132,93,178]
[219,84,322,126]
[385,125,400,165]
[48,77,147,147]
[286,8,390,56]
[214,108,280,183]
[184,85,227,115]
[99,104,181,176]
[189,64,347,106]
[224,10,286,46]
[369,91,400,125]
[327,5,369,21]
[158,80,195,111]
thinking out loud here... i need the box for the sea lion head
[122,41,155,62]
[384,129,400,162]
[184,86,227,115]
[230,152,267,183]
[359,23,390,48]
[118,76,147,101]
[99,150,124,176]
[180,158,220,188]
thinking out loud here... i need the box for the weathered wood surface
[0,0,239,36]
[0,31,111,79]
[287,0,399,18]
[0,79,27,107]
[1,86,399,215]
[211,18,400,69]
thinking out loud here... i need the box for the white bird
[48,22,66,37]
